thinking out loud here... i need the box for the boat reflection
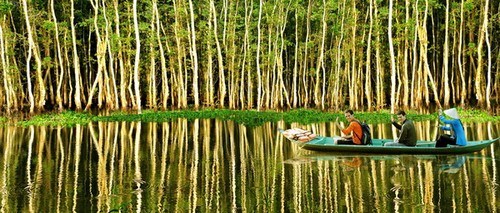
[439,156,466,173]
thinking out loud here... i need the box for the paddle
[434,122,441,142]
[434,109,444,142]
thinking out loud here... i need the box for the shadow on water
[0,119,498,212]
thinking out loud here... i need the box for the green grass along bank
[7,108,500,128]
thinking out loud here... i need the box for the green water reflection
[0,120,498,212]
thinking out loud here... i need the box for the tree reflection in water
[0,120,498,212]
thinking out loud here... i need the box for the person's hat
[444,108,460,119]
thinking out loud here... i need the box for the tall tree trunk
[485,26,492,110]
[152,0,170,110]
[22,0,36,113]
[349,0,358,110]
[475,0,489,108]
[374,0,384,109]
[450,13,458,106]
[227,2,237,109]
[149,5,157,109]
[277,1,291,109]
[264,29,271,109]
[153,0,170,110]
[333,0,346,110]
[85,0,107,111]
[113,0,127,109]
[484,0,492,110]
[172,0,186,108]
[410,0,420,108]
[292,6,299,108]
[269,6,279,109]
[0,17,12,113]
[62,32,72,108]
[314,0,327,109]
[365,0,374,111]
[206,2,215,107]
[388,0,396,113]
[189,0,200,108]
[50,0,65,111]
[210,0,226,108]
[242,0,253,109]
[402,0,410,108]
[420,0,441,108]
[133,0,141,113]
[71,0,83,110]
[458,0,466,107]
[256,0,263,110]
[102,2,118,110]
[442,0,450,107]
[302,0,312,108]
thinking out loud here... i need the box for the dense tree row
[0,0,498,114]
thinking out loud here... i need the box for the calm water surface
[0,119,499,212]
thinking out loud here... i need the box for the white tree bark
[133,0,142,113]
[71,0,83,110]
[388,0,396,112]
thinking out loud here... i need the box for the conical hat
[444,108,459,119]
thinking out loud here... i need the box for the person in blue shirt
[435,108,466,147]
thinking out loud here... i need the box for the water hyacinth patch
[13,108,499,127]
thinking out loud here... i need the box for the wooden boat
[279,129,499,154]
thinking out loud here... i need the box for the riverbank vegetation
[13,108,499,127]
[0,0,498,114]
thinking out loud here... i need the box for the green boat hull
[289,136,499,154]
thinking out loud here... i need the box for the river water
[0,119,498,212]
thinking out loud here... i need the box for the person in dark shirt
[384,110,417,146]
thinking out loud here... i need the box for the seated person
[435,108,466,147]
[384,110,417,146]
[334,110,364,145]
